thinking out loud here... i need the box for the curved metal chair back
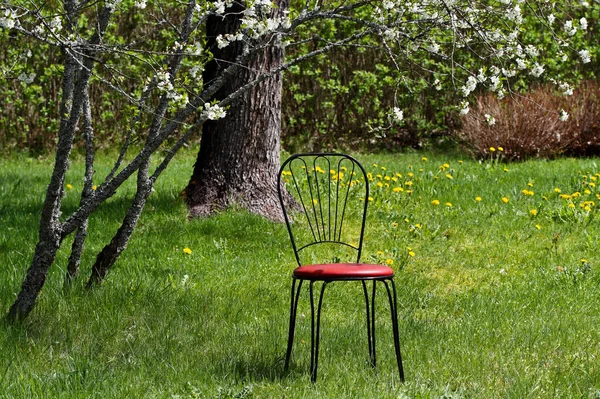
[277,153,369,266]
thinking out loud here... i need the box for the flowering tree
[0,0,591,321]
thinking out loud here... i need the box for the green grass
[2,149,600,398]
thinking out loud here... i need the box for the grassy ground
[1,149,600,398]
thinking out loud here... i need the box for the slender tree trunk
[66,88,95,284]
[7,5,114,322]
[185,0,289,221]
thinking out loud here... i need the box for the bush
[457,81,600,160]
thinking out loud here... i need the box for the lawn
[1,149,600,398]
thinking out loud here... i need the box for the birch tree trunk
[185,0,289,221]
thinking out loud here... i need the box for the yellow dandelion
[445,174,453,179]
[498,146,504,152]
[313,199,318,205]
[405,181,413,186]
[381,166,387,171]
[92,185,97,191]
[535,224,541,230]
[503,167,509,172]
[459,160,463,164]
[408,172,414,178]
[502,197,509,204]
[391,222,398,228]
[422,157,428,162]
[368,197,374,202]
[585,189,591,195]
[384,176,391,181]
[490,147,496,152]
[527,182,534,187]
[530,209,538,216]
[554,188,561,193]
[581,258,588,263]
[183,247,192,254]
[415,223,422,229]
[475,196,482,202]
[432,199,440,205]
[568,203,575,208]
[408,250,415,257]
[385,258,394,265]
[445,202,453,207]
[377,250,384,255]
[377,182,384,188]
[393,187,404,193]
[66,184,73,190]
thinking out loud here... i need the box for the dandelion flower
[422,157,428,162]
[432,199,440,205]
[554,188,561,193]
[385,259,394,265]
[498,147,504,152]
[502,197,509,203]
[368,197,374,202]
[66,184,73,190]
[581,258,588,263]
[393,187,404,193]
[92,185,97,191]
[445,202,453,207]
[475,196,482,202]
[535,224,541,230]
[183,247,192,254]
[408,250,415,257]
[490,147,496,152]
[530,209,538,216]
[446,174,453,179]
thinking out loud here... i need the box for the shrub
[457,81,600,161]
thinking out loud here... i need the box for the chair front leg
[371,280,377,367]
[362,281,374,367]
[284,278,303,372]
[383,279,405,382]
[310,280,328,383]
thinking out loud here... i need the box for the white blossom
[484,114,496,126]
[547,14,555,25]
[529,63,545,77]
[580,17,587,30]
[134,0,147,9]
[0,8,16,29]
[559,82,573,96]
[579,49,591,64]
[18,72,36,84]
[203,103,227,120]
[459,101,470,115]
[391,107,404,123]
[461,76,477,97]
[559,109,569,122]
[564,20,577,36]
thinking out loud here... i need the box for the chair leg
[310,281,328,383]
[371,280,377,367]
[383,279,405,382]
[362,281,374,367]
[284,278,303,372]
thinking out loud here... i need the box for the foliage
[3,150,600,397]
[458,80,600,160]
[282,0,600,152]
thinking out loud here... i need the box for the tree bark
[185,0,289,221]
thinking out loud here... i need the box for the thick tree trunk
[185,1,289,221]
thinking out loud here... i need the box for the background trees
[0,0,595,320]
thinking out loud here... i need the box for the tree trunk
[185,0,289,221]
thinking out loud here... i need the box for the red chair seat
[293,263,394,279]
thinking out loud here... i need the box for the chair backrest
[278,153,370,266]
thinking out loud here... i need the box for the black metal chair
[277,153,405,383]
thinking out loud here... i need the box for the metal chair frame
[277,153,405,382]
